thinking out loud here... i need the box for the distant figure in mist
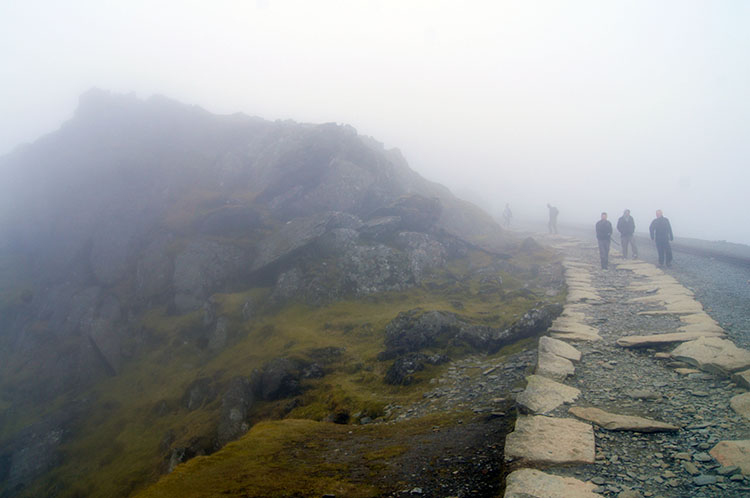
[595,212,613,269]
[547,204,559,234]
[502,203,512,228]
[649,209,674,267]
[616,209,638,259]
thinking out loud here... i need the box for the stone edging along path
[503,235,750,498]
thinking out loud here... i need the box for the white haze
[1,1,749,243]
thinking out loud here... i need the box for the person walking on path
[616,209,638,259]
[502,203,512,228]
[596,212,613,269]
[649,209,674,267]
[547,204,559,234]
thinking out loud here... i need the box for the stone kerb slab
[568,406,679,432]
[671,336,750,376]
[617,331,725,348]
[504,468,600,498]
[539,336,582,361]
[730,392,750,421]
[549,320,601,342]
[516,374,581,415]
[536,351,575,381]
[710,440,750,475]
[504,415,596,466]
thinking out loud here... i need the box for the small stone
[410,487,423,495]
[717,465,740,476]
[675,452,691,461]
[730,474,745,482]
[694,475,718,486]
[591,477,606,485]
[694,452,713,462]
[682,461,701,475]
[691,391,710,397]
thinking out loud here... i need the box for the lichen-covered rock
[382,310,462,359]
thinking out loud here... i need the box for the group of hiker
[595,209,674,270]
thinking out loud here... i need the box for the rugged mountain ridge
[0,90,560,497]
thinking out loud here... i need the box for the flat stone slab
[730,392,750,421]
[504,468,600,498]
[672,336,750,376]
[516,375,581,415]
[505,415,595,466]
[638,309,700,316]
[536,351,575,381]
[617,331,725,348]
[539,336,582,361]
[710,440,750,475]
[568,406,679,432]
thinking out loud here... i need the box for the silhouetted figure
[502,203,512,228]
[595,212,613,269]
[649,209,673,267]
[547,204,559,234]
[616,209,638,259]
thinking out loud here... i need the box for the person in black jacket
[649,209,674,267]
[595,212,613,269]
[616,209,638,259]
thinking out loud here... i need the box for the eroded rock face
[216,377,254,448]
[173,240,248,313]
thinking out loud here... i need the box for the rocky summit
[0,91,564,497]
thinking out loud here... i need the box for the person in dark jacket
[595,212,613,269]
[547,204,559,234]
[616,209,638,259]
[649,209,674,267]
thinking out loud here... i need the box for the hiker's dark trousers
[621,234,637,259]
[655,239,673,266]
[598,239,610,269]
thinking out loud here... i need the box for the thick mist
[2,1,749,243]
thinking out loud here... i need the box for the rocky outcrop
[380,304,563,361]
[384,353,450,385]
[216,377,254,448]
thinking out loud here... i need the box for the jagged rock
[671,336,750,376]
[730,392,750,421]
[504,415,595,466]
[516,374,581,414]
[135,233,174,301]
[173,240,247,312]
[182,377,216,411]
[536,351,575,381]
[252,211,362,272]
[568,406,679,432]
[252,358,301,400]
[208,317,229,351]
[539,336,581,361]
[381,310,462,358]
[384,353,449,385]
[504,468,600,498]
[710,440,750,475]
[216,376,254,448]
[617,331,725,348]
[194,205,262,235]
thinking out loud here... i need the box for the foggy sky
[2,1,749,243]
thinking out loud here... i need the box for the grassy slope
[4,246,560,498]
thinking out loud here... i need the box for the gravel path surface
[545,236,750,497]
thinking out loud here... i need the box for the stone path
[504,235,750,497]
